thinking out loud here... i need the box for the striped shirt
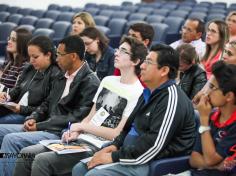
[0,62,26,89]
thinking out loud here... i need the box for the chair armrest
[149,156,191,176]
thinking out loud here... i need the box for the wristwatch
[198,126,211,134]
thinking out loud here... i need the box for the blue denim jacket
[85,46,115,80]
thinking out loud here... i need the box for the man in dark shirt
[190,61,236,176]
[0,35,100,176]
[176,43,207,99]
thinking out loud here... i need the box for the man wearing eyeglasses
[14,36,147,176]
[114,23,154,77]
[0,35,100,176]
[170,18,206,60]
[189,61,236,176]
[72,44,196,176]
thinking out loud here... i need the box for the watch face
[199,127,203,133]
[199,126,210,134]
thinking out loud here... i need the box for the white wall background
[197,0,235,6]
[0,0,140,10]
[0,0,235,10]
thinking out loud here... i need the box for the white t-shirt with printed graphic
[77,76,144,148]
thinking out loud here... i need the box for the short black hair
[150,43,179,79]
[187,18,205,34]
[129,23,154,47]
[59,35,85,60]
[212,61,236,102]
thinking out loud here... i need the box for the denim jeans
[14,144,93,176]
[72,162,150,176]
[0,124,60,176]
[0,113,26,124]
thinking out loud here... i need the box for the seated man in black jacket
[176,43,207,99]
[0,35,100,176]
[72,44,196,176]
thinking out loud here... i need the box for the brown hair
[80,27,109,54]
[226,11,236,22]
[129,23,154,47]
[176,43,198,65]
[72,12,96,28]
[6,27,32,66]
[203,20,229,61]
[120,36,148,76]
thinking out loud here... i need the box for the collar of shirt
[211,109,236,128]
[64,61,85,80]
[191,38,204,45]
[143,79,176,104]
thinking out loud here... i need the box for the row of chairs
[91,10,226,23]
[0,4,82,15]
[0,21,71,41]
[0,11,75,23]
[0,18,172,57]
[0,0,232,48]
[48,1,233,12]
[0,17,170,42]
[0,10,225,56]
[0,8,227,26]
[83,6,229,16]
[0,1,234,18]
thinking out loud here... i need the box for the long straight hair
[202,20,229,61]
[6,28,32,66]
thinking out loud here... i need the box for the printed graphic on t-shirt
[96,87,127,128]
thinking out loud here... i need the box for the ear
[225,92,235,103]
[160,66,170,77]
[143,39,150,47]
[196,32,202,40]
[71,53,77,61]
[132,58,140,66]
[46,52,51,61]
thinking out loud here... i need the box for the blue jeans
[14,144,94,176]
[0,124,60,176]
[0,113,26,124]
[72,162,150,176]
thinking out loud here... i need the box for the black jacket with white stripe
[111,82,196,165]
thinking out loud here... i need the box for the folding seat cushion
[51,21,70,39]
[20,16,38,26]
[35,18,54,29]
[7,14,23,25]
[33,28,55,39]
[57,12,75,22]
[30,10,45,18]
[0,12,10,22]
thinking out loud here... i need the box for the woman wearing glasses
[80,27,115,80]
[0,27,32,90]
[194,40,236,103]
[223,40,236,65]
[13,36,147,176]
[0,36,60,124]
[201,20,229,79]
